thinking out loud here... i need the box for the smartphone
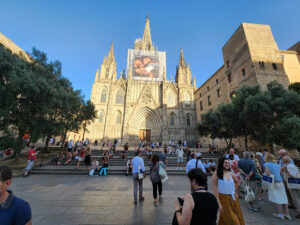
[178,197,184,206]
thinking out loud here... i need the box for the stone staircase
[31,149,221,176]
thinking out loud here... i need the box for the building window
[99,110,104,123]
[207,86,209,91]
[168,91,177,107]
[105,68,109,78]
[226,60,230,68]
[100,88,108,102]
[217,89,221,97]
[187,114,191,127]
[242,68,246,76]
[208,96,211,106]
[184,92,191,108]
[259,61,265,69]
[216,79,219,84]
[200,101,203,111]
[170,113,175,126]
[227,73,232,83]
[272,63,277,70]
[116,112,121,124]
[230,90,236,99]
[116,88,124,104]
[199,93,201,97]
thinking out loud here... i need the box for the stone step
[31,165,188,176]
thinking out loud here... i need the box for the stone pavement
[10,174,299,225]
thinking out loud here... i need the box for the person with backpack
[186,153,206,174]
[150,155,163,204]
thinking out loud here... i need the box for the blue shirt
[0,190,31,225]
[132,156,145,174]
[186,158,206,174]
[264,162,282,182]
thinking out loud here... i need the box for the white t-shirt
[176,149,184,158]
[196,152,202,157]
[287,164,299,177]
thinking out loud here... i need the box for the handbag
[138,165,144,180]
[262,173,274,189]
[287,177,300,190]
[161,174,168,183]
[159,165,167,179]
[245,185,255,203]
[89,169,95,176]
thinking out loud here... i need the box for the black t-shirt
[190,192,218,225]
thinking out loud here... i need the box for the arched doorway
[128,107,162,143]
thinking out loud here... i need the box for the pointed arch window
[168,91,177,107]
[100,88,107,103]
[116,88,125,104]
[184,92,191,108]
[99,110,104,123]
[187,113,191,127]
[116,111,122,124]
[105,68,109,79]
[170,113,175,126]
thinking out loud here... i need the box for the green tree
[289,82,300,94]
[231,85,261,151]
[0,45,87,156]
[245,81,300,150]
[197,104,237,150]
[79,100,97,140]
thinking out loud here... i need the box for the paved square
[10,174,299,225]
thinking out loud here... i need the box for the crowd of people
[6,137,299,225]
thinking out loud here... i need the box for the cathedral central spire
[107,42,115,62]
[134,16,155,51]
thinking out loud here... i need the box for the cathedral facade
[87,17,198,145]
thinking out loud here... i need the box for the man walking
[132,151,145,204]
[238,151,261,212]
[176,145,184,170]
[186,153,206,174]
[0,166,32,225]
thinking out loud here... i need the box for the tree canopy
[0,45,96,156]
[197,81,300,151]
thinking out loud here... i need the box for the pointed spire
[179,48,186,68]
[193,76,196,88]
[107,42,115,61]
[94,69,99,82]
[142,16,153,51]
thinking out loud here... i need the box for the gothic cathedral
[87,17,198,145]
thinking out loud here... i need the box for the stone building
[87,17,198,145]
[195,23,300,148]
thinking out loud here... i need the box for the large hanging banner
[127,49,166,81]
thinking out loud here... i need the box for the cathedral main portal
[139,129,151,142]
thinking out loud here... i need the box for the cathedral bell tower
[175,48,192,86]
[95,42,117,82]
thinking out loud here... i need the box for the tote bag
[138,165,144,180]
[262,173,274,189]
[287,177,300,190]
[159,165,167,179]
[89,169,95,176]
[245,185,255,203]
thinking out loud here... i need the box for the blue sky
[1,0,299,99]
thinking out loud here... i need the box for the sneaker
[139,197,145,202]
[134,200,137,205]
[253,208,261,212]
[159,196,163,202]
[248,206,254,210]
[295,214,300,219]
[273,213,285,220]
[284,214,292,220]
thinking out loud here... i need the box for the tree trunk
[244,133,248,151]
[82,123,86,140]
